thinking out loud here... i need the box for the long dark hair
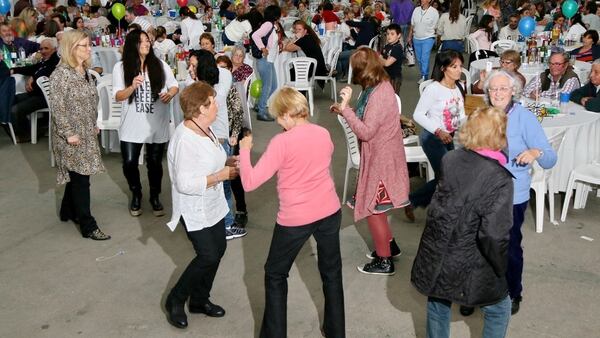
[449,0,461,23]
[122,30,165,104]
[293,20,320,46]
[263,5,281,23]
[431,50,464,82]
[237,8,263,31]
[478,14,494,41]
[191,49,219,86]
[179,6,198,19]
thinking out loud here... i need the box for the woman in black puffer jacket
[411,106,514,338]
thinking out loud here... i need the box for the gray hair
[549,51,570,63]
[593,59,600,66]
[41,37,58,49]
[231,45,246,58]
[483,69,523,103]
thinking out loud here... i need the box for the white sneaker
[225,226,247,240]
[417,77,425,84]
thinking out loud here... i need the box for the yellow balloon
[189,5,197,13]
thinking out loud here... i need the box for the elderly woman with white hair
[459,70,557,317]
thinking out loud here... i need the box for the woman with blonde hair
[165,81,239,329]
[412,106,513,338]
[332,47,410,276]
[49,30,110,240]
[239,87,344,337]
[18,7,38,39]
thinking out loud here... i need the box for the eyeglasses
[488,86,512,93]
[549,62,566,66]
[76,43,91,48]
[500,59,513,65]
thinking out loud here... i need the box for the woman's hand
[261,47,269,57]
[221,166,239,180]
[239,134,253,150]
[515,148,541,165]
[229,135,238,146]
[226,155,239,167]
[159,91,173,103]
[435,130,453,144]
[339,86,352,111]
[329,103,342,114]
[67,135,81,146]
[132,74,144,90]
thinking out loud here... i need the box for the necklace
[189,119,219,148]
[440,79,457,89]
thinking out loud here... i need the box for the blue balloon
[76,0,86,6]
[0,0,10,15]
[518,17,536,38]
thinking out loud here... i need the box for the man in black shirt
[380,24,404,94]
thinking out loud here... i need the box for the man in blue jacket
[0,22,40,57]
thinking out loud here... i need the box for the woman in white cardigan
[164,81,238,330]
[179,6,205,50]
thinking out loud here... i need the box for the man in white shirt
[582,2,600,32]
[407,0,439,83]
[498,14,521,41]
[124,7,154,33]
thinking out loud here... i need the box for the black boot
[150,195,165,217]
[165,297,188,329]
[366,238,402,259]
[357,256,395,276]
[130,191,142,217]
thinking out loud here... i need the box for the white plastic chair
[30,77,50,145]
[368,35,379,50]
[35,76,54,167]
[405,146,434,181]
[315,46,342,103]
[491,39,517,55]
[466,34,480,55]
[530,130,566,233]
[337,114,360,203]
[244,71,257,114]
[96,74,122,153]
[464,15,475,54]
[560,161,600,222]
[418,79,435,95]
[461,67,472,95]
[88,69,102,82]
[283,57,317,116]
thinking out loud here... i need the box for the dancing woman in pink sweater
[239,87,345,338]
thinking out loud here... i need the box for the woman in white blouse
[164,81,239,329]
[179,6,205,51]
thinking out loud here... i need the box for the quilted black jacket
[411,148,514,307]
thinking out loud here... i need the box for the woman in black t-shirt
[282,20,327,79]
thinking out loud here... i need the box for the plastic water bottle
[559,92,570,113]
[18,46,26,63]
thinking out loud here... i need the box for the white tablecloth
[470,57,591,85]
[536,101,600,191]
[93,47,121,74]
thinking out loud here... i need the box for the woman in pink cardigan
[239,87,344,338]
[332,47,410,276]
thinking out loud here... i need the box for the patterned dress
[49,64,105,184]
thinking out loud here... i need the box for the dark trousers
[169,218,227,304]
[231,140,247,213]
[260,209,345,338]
[409,130,454,208]
[60,171,98,236]
[120,141,166,197]
[506,201,528,299]
[11,93,47,137]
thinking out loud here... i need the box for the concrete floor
[1,64,600,338]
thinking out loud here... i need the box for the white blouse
[167,123,229,232]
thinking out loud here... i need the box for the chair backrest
[36,76,52,110]
[337,114,360,167]
[467,34,480,53]
[96,74,122,123]
[491,39,517,54]
[368,35,379,50]
[419,79,435,95]
[284,57,317,85]
[465,14,475,33]
[326,47,342,76]
[88,69,102,83]
[460,67,472,94]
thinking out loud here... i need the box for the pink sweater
[239,123,340,226]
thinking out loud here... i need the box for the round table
[528,99,600,192]
[470,57,591,85]
[92,47,121,75]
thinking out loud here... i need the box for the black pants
[60,171,98,236]
[11,93,47,137]
[230,138,247,213]
[169,218,227,304]
[260,209,345,338]
[120,141,166,197]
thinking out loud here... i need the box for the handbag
[405,45,415,67]
[250,24,274,59]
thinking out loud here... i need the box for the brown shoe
[404,205,415,222]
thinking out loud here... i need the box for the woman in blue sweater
[461,70,557,317]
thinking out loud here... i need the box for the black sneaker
[357,257,395,276]
[234,211,248,227]
[460,306,475,316]
[511,296,522,315]
[366,238,402,259]
[225,225,247,240]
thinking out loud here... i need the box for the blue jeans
[409,130,454,208]
[412,37,435,79]
[506,201,528,299]
[440,40,464,53]
[427,296,511,338]
[336,49,354,79]
[256,58,277,117]
[222,142,234,228]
